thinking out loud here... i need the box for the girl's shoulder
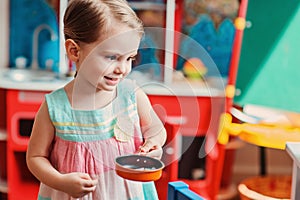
[46,87,66,100]
[45,87,69,108]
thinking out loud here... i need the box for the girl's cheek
[124,65,132,75]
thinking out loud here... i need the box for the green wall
[235,0,300,112]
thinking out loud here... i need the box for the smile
[104,76,119,81]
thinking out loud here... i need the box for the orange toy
[183,58,207,79]
[115,155,164,182]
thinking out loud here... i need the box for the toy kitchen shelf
[0,67,69,199]
[6,89,57,200]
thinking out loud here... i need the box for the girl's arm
[26,101,97,198]
[136,88,167,159]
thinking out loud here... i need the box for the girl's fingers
[149,148,163,159]
[78,172,92,180]
[139,145,163,159]
[139,140,155,153]
[84,184,97,192]
[83,178,98,187]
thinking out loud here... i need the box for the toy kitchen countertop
[0,68,70,91]
[138,80,224,97]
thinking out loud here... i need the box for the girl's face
[77,24,141,91]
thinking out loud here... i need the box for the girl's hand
[60,172,98,198]
[139,141,163,160]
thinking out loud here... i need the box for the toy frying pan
[115,154,164,182]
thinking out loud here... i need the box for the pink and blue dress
[37,79,158,200]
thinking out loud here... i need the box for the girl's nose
[115,61,127,74]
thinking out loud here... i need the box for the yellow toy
[218,113,300,149]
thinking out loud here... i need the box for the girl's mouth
[104,76,119,81]
[104,76,120,85]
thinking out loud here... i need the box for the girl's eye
[105,55,117,60]
[127,56,136,61]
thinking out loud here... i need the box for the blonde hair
[64,0,144,43]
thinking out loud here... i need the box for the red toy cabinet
[149,94,226,200]
[6,89,48,200]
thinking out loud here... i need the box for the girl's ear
[65,39,80,62]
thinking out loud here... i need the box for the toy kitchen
[0,0,242,199]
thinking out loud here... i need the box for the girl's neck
[65,78,117,110]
